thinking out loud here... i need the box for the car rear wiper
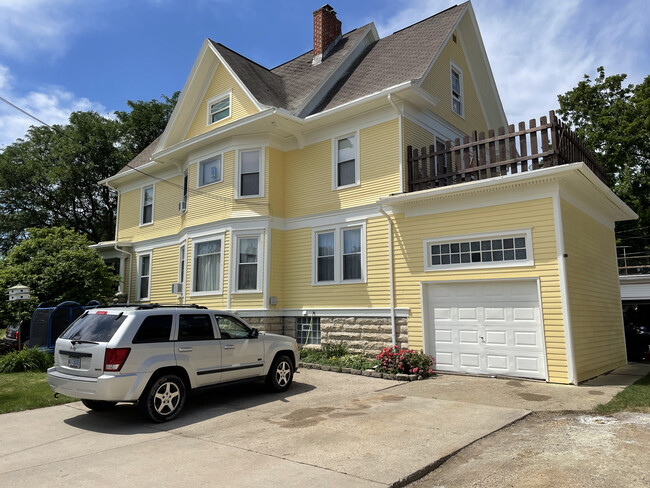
[70,340,99,345]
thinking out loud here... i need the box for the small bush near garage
[0,347,53,373]
[376,347,435,378]
[300,342,379,370]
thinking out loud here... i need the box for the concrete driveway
[0,369,527,488]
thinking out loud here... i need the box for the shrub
[338,354,379,370]
[300,342,379,370]
[376,347,435,377]
[0,348,54,373]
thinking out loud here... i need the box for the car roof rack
[99,303,208,310]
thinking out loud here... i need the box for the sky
[0,0,648,149]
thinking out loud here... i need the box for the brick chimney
[313,4,341,66]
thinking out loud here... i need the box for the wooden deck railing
[407,111,607,192]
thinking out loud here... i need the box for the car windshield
[60,313,127,342]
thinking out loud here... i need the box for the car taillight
[104,348,131,371]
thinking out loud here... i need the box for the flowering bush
[375,347,435,377]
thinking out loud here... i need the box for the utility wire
[0,95,267,208]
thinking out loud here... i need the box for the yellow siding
[269,228,285,308]
[403,117,436,154]
[420,30,489,135]
[268,147,286,218]
[275,218,390,309]
[185,63,259,140]
[391,198,568,383]
[117,176,183,243]
[562,200,626,382]
[150,245,182,304]
[283,119,400,219]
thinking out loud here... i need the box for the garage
[425,280,547,380]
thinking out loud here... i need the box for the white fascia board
[206,42,268,112]
[99,160,161,188]
[305,81,413,122]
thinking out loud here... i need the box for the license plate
[68,356,81,368]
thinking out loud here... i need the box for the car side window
[133,315,173,343]
[216,315,251,339]
[178,314,215,341]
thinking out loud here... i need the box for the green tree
[0,227,119,323]
[557,67,650,255]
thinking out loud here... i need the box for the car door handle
[178,347,193,352]
[223,345,235,350]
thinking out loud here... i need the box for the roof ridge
[270,23,373,71]
[391,3,465,35]
[209,40,283,80]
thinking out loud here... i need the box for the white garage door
[426,280,546,380]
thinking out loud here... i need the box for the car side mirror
[250,328,259,339]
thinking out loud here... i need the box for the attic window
[452,34,457,43]
[450,63,463,117]
[207,92,231,125]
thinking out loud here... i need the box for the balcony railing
[407,111,607,192]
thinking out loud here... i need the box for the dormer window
[207,92,231,125]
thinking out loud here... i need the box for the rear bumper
[47,368,148,402]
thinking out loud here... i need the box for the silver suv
[47,304,299,422]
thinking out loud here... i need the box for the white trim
[189,233,225,297]
[423,229,534,271]
[232,230,264,294]
[312,221,367,286]
[553,193,577,384]
[135,251,152,302]
[331,131,360,190]
[450,61,464,119]
[235,307,410,318]
[235,147,264,199]
[139,184,154,227]
[206,90,232,126]
[263,224,271,308]
[197,153,224,188]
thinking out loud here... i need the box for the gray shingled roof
[117,134,162,174]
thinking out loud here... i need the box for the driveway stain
[517,393,551,402]
[507,380,526,388]
[588,390,605,396]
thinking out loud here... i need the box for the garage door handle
[223,345,236,350]
[480,336,485,343]
[178,347,193,352]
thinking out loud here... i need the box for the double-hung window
[236,236,260,291]
[137,253,151,300]
[178,244,186,290]
[207,92,231,125]
[180,171,188,212]
[314,224,365,285]
[193,238,222,294]
[333,133,359,189]
[238,149,262,197]
[451,63,463,117]
[198,156,222,187]
[141,185,154,225]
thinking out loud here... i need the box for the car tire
[265,355,294,392]
[81,399,117,411]
[139,374,186,423]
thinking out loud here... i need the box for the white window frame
[206,90,232,126]
[136,251,152,301]
[235,148,264,199]
[450,62,464,118]
[197,154,223,188]
[423,229,534,272]
[312,222,366,285]
[331,131,360,190]
[190,234,225,297]
[140,184,154,226]
[180,170,188,213]
[178,243,187,293]
[233,232,264,293]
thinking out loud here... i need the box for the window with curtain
[239,150,260,197]
[237,237,259,290]
[194,240,221,292]
[317,231,335,282]
[314,224,365,284]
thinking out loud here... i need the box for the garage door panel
[427,280,546,380]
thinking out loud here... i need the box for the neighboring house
[94,2,636,384]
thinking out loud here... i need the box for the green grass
[595,372,650,414]
[0,371,76,414]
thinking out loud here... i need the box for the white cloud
[375,0,649,126]
[0,64,107,149]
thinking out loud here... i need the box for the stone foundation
[243,315,408,356]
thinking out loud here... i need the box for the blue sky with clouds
[0,0,648,149]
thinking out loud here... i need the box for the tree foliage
[557,67,650,253]
[0,93,178,254]
[0,227,119,323]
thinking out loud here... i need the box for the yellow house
[96,2,635,384]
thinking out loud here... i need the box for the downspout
[106,182,132,303]
[379,205,397,347]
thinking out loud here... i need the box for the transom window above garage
[424,230,533,271]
